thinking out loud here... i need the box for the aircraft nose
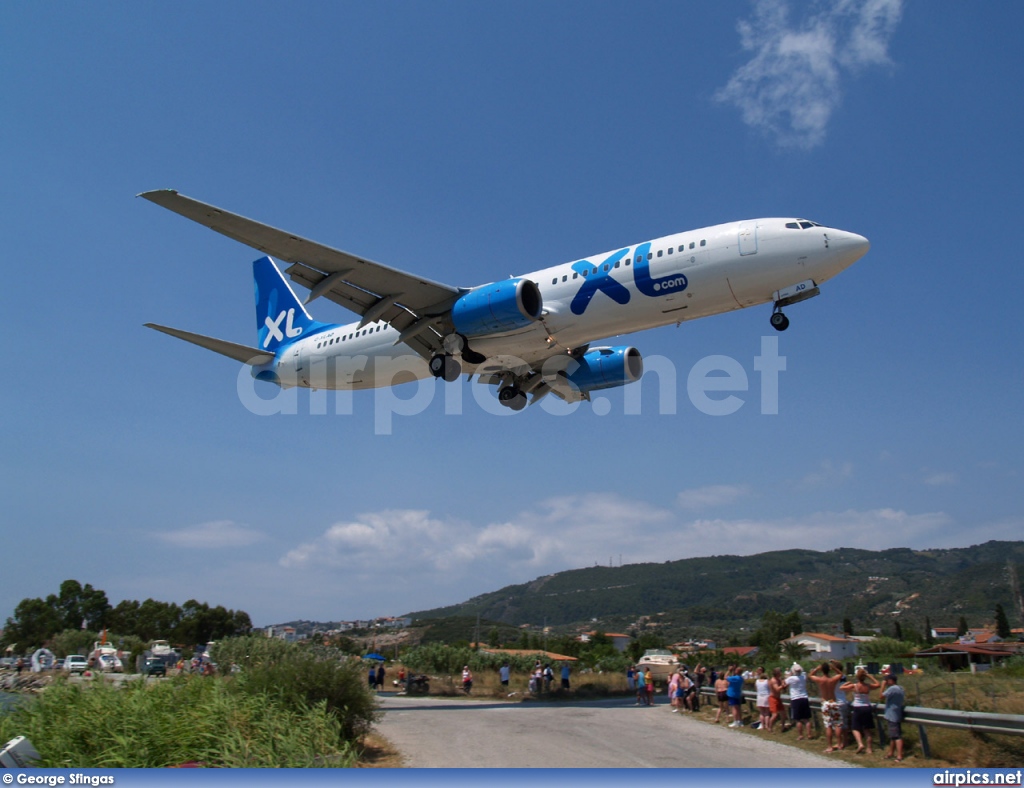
[833,230,870,269]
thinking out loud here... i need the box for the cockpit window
[786,220,824,230]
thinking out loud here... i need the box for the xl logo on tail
[263,308,303,348]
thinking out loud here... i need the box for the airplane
[141,190,869,410]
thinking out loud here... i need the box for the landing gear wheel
[770,311,790,332]
[430,354,462,382]
[441,355,461,382]
[498,386,528,411]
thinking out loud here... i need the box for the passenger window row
[551,240,706,284]
[316,324,384,349]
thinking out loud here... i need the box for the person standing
[461,665,473,694]
[560,662,571,690]
[726,666,745,727]
[785,663,812,740]
[645,668,655,706]
[841,668,881,754]
[499,661,510,689]
[626,665,635,692]
[668,669,681,712]
[368,665,377,690]
[376,663,385,691]
[713,670,730,722]
[754,667,771,731]
[882,674,906,762]
[635,667,647,705]
[768,667,788,732]
[809,662,845,752]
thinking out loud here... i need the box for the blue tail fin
[253,257,323,352]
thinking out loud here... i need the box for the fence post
[917,723,931,758]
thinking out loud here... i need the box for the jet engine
[565,346,644,393]
[451,278,543,337]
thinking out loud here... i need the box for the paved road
[375,694,856,768]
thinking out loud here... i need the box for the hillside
[407,541,1024,637]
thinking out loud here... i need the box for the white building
[781,632,860,660]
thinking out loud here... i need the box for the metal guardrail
[697,686,1024,755]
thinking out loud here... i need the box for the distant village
[263,616,413,642]
[258,615,1024,673]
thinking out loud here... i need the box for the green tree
[893,620,903,641]
[749,609,803,658]
[995,604,1011,639]
[925,616,935,645]
[56,580,110,631]
[486,626,500,648]
[957,616,969,637]
[626,632,666,663]
[2,598,62,651]
[842,617,854,637]
[781,640,810,662]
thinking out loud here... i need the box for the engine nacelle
[451,278,543,337]
[566,346,644,393]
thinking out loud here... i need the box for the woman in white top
[754,666,771,731]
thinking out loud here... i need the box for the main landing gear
[498,384,528,411]
[429,353,461,382]
[429,333,484,383]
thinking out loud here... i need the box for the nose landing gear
[769,279,820,331]
[770,309,790,332]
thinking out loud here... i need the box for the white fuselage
[266,218,868,389]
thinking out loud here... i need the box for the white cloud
[923,471,957,486]
[273,493,980,617]
[796,459,853,489]
[156,520,265,549]
[677,484,751,510]
[715,0,903,148]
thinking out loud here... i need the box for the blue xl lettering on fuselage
[570,242,688,315]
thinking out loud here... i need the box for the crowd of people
[659,659,907,761]
[615,658,907,760]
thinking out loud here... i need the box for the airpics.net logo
[236,336,788,435]
[933,770,1023,786]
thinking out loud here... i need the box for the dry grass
[356,732,404,768]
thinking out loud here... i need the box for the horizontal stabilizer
[145,323,275,366]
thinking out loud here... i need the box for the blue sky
[3,1,1022,627]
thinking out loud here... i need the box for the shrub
[212,636,378,742]
[0,674,354,767]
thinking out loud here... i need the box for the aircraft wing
[139,190,461,357]
[145,323,275,366]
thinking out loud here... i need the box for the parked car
[64,655,88,674]
[143,658,167,677]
